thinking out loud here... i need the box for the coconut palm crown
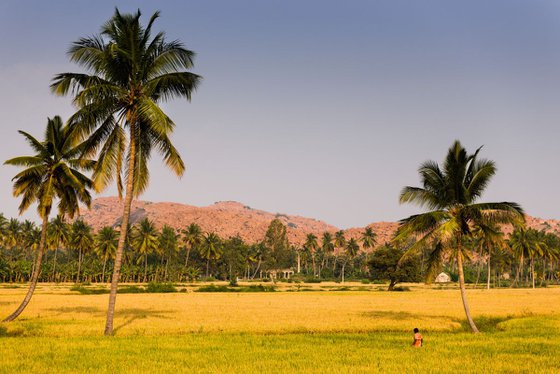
[394,140,524,333]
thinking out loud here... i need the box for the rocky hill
[78,197,560,247]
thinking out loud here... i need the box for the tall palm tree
[3,116,93,322]
[303,233,319,276]
[130,218,158,282]
[182,223,202,268]
[334,230,346,272]
[321,232,335,272]
[360,227,377,251]
[509,228,545,289]
[199,232,222,277]
[94,226,119,282]
[394,140,524,333]
[340,238,360,283]
[52,9,201,335]
[47,215,69,282]
[158,225,179,280]
[472,222,506,290]
[70,220,94,283]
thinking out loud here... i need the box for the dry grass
[1,282,558,337]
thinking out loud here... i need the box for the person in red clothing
[412,328,423,347]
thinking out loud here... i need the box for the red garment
[413,333,423,347]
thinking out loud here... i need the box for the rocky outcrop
[79,197,560,247]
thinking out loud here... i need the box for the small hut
[434,272,451,283]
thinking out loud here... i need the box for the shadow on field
[47,306,104,316]
[114,308,173,333]
[457,315,513,332]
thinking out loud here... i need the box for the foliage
[368,246,421,290]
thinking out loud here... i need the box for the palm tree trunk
[341,262,346,284]
[144,254,148,283]
[185,246,191,267]
[457,249,479,333]
[52,245,58,282]
[4,214,49,322]
[531,256,535,289]
[474,247,482,288]
[206,258,210,278]
[297,251,301,273]
[76,248,83,283]
[104,121,136,336]
[102,257,107,283]
[486,249,491,290]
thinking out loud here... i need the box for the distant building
[435,272,451,283]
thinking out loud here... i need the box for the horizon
[1,1,559,227]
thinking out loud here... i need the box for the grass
[0,283,559,373]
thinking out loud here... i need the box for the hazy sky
[1,1,559,228]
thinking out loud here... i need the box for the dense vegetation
[0,215,558,288]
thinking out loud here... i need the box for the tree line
[1,213,558,289]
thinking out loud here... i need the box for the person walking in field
[412,328,423,347]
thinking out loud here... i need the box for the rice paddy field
[1,282,559,373]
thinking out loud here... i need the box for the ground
[0,282,559,373]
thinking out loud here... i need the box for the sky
[0,0,559,229]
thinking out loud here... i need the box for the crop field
[1,283,559,373]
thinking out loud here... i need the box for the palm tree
[472,222,506,289]
[4,219,22,264]
[47,215,69,282]
[131,218,158,282]
[51,9,201,335]
[199,232,222,277]
[3,116,93,322]
[70,220,94,283]
[340,238,359,283]
[360,227,377,251]
[182,223,202,268]
[509,228,545,289]
[303,233,319,276]
[394,140,524,333]
[158,225,179,280]
[321,232,335,272]
[94,226,119,282]
[334,230,346,272]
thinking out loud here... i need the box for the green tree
[360,227,377,250]
[158,225,179,280]
[199,232,223,277]
[321,232,335,274]
[182,223,202,268]
[47,215,69,281]
[394,140,524,333]
[70,219,94,283]
[95,226,119,282]
[368,245,421,290]
[262,219,291,272]
[131,218,158,282]
[303,233,319,276]
[3,116,93,322]
[52,9,201,335]
[472,222,506,290]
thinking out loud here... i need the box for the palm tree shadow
[47,306,104,316]
[113,308,173,333]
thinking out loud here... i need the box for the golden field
[1,283,559,373]
[1,282,559,336]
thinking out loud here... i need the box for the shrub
[146,282,177,293]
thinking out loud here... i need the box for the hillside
[78,197,560,246]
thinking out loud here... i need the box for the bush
[195,284,276,293]
[146,282,177,293]
[70,285,109,295]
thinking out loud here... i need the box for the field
[1,283,559,373]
